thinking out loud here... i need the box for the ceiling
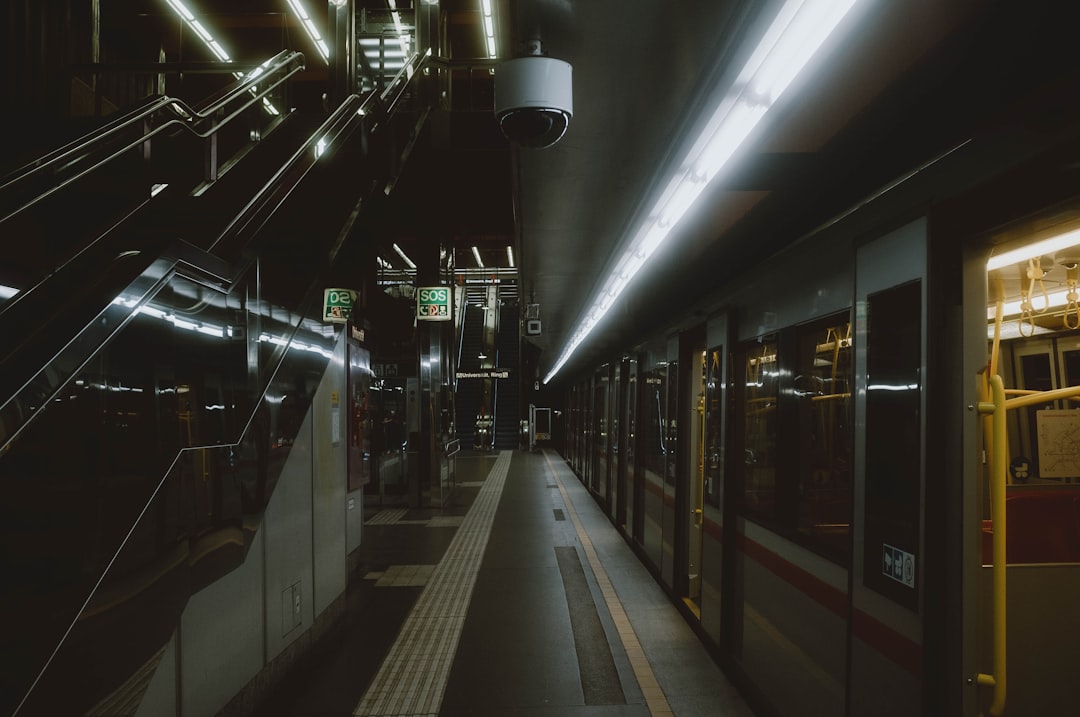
[89,1,1080,386]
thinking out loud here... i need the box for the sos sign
[416,286,451,321]
[323,288,356,323]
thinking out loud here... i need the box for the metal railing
[0,50,306,224]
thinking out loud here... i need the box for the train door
[609,362,620,517]
[681,340,707,616]
[615,359,631,531]
[661,336,680,589]
[593,367,610,502]
[700,312,729,642]
[967,215,1080,716]
[850,219,926,716]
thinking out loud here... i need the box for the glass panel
[795,317,853,561]
[624,358,638,532]
[742,338,779,520]
[662,355,679,588]
[641,359,667,568]
[863,280,921,610]
[1016,352,1054,480]
[593,374,608,494]
[705,347,724,508]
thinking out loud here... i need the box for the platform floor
[255,449,755,716]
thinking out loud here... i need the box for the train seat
[980,491,1080,564]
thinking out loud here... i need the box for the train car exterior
[560,128,1080,715]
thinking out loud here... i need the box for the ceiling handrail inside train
[0,49,306,225]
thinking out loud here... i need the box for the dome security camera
[494,53,573,149]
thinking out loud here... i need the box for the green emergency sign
[324,288,356,322]
[416,286,451,321]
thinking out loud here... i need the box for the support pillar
[327,0,357,107]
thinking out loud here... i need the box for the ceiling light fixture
[393,242,417,269]
[543,0,861,384]
[284,0,330,62]
[986,227,1080,271]
[506,246,515,268]
[472,246,485,268]
[480,0,497,58]
[387,0,412,58]
[161,0,282,115]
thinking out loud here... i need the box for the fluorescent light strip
[284,0,330,62]
[472,246,484,268]
[480,0,497,58]
[544,0,860,384]
[0,284,18,300]
[162,0,282,115]
[387,0,411,58]
[393,243,417,269]
[986,227,1080,271]
[506,246,514,268]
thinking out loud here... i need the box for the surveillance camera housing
[494,56,573,149]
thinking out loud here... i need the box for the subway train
[554,118,1080,715]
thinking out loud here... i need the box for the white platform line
[353,451,512,716]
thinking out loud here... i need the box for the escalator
[0,49,433,717]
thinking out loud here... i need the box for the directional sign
[416,286,451,321]
[324,288,357,323]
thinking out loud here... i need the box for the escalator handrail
[0,50,432,453]
[207,50,431,260]
[0,50,306,225]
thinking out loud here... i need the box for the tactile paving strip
[352,451,512,716]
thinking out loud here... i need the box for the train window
[863,280,921,610]
[741,337,779,521]
[794,317,853,560]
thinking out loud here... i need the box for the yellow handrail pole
[1004,388,1080,403]
[1004,383,1080,409]
[976,374,1007,716]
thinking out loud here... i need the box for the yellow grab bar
[1004,383,1080,409]
[976,373,1007,716]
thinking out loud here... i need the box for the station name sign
[458,369,511,379]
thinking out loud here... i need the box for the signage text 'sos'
[417,286,451,321]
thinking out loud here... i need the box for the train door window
[705,347,725,509]
[1011,341,1058,480]
[641,350,668,569]
[740,337,779,522]
[1061,343,1080,387]
[862,280,921,610]
[584,380,593,488]
[594,370,609,497]
[662,341,679,588]
[625,357,638,535]
[687,346,707,608]
[609,363,619,512]
[795,315,853,562]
